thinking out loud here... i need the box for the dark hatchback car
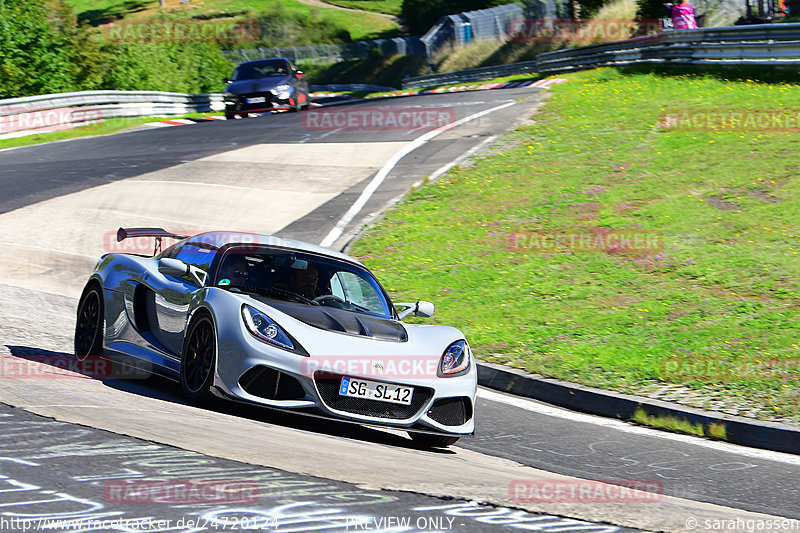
[223,58,310,119]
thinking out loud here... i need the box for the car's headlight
[241,304,294,351]
[438,339,471,377]
[270,84,292,99]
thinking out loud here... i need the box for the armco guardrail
[402,60,538,89]
[536,23,800,72]
[0,91,223,139]
[402,23,800,88]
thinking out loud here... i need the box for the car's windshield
[232,60,289,81]
[215,247,392,319]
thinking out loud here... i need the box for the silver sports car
[74,229,476,447]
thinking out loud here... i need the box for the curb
[477,361,800,455]
[367,78,566,99]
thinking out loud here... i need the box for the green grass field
[322,0,403,16]
[351,67,800,422]
[64,0,397,42]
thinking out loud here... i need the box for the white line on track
[318,100,517,248]
[412,134,499,189]
[126,180,271,193]
[107,210,202,226]
[0,242,96,258]
[478,387,800,466]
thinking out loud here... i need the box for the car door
[150,243,217,357]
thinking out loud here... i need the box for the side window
[169,244,217,285]
[330,273,345,300]
[335,271,384,313]
[175,244,216,271]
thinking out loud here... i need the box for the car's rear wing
[117,227,189,255]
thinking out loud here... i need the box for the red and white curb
[146,117,226,127]
[370,78,567,99]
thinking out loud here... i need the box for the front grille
[314,372,432,420]
[427,397,472,426]
[240,366,306,401]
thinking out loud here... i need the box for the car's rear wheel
[408,432,460,448]
[74,283,104,361]
[181,314,216,403]
[225,111,237,120]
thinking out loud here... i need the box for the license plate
[339,377,413,405]
[246,96,266,104]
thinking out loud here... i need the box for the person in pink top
[671,0,698,29]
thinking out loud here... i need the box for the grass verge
[322,0,402,16]
[0,112,219,151]
[632,408,728,440]
[350,67,800,423]
[362,73,546,98]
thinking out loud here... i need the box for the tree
[0,0,79,98]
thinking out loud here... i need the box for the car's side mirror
[158,258,206,286]
[223,77,232,83]
[158,258,187,277]
[395,301,435,320]
[415,301,435,318]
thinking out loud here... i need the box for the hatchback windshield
[232,60,289,81]
[214,247,393,319]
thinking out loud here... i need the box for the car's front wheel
[181,313,217,403]
[408,432,460,448]
[74,283,104,361]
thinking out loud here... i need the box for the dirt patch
[706,196,739,210]
[747,189,784,204]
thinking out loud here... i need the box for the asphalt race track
[1,88,798,532]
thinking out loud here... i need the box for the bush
[0,0,80,97]
[251,2,351,46]
[100,42,232,94]
[0,0,234,98]
[636,0,669,20]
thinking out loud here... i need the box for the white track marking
[478,388,800,466]
[412,134,499,189]
[0,242,95,258]
[126,180,272,193]
[319,100,517,248]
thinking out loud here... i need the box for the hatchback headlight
[270,84,292,99]
[438,339,471,377]
[241,305,294,351]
